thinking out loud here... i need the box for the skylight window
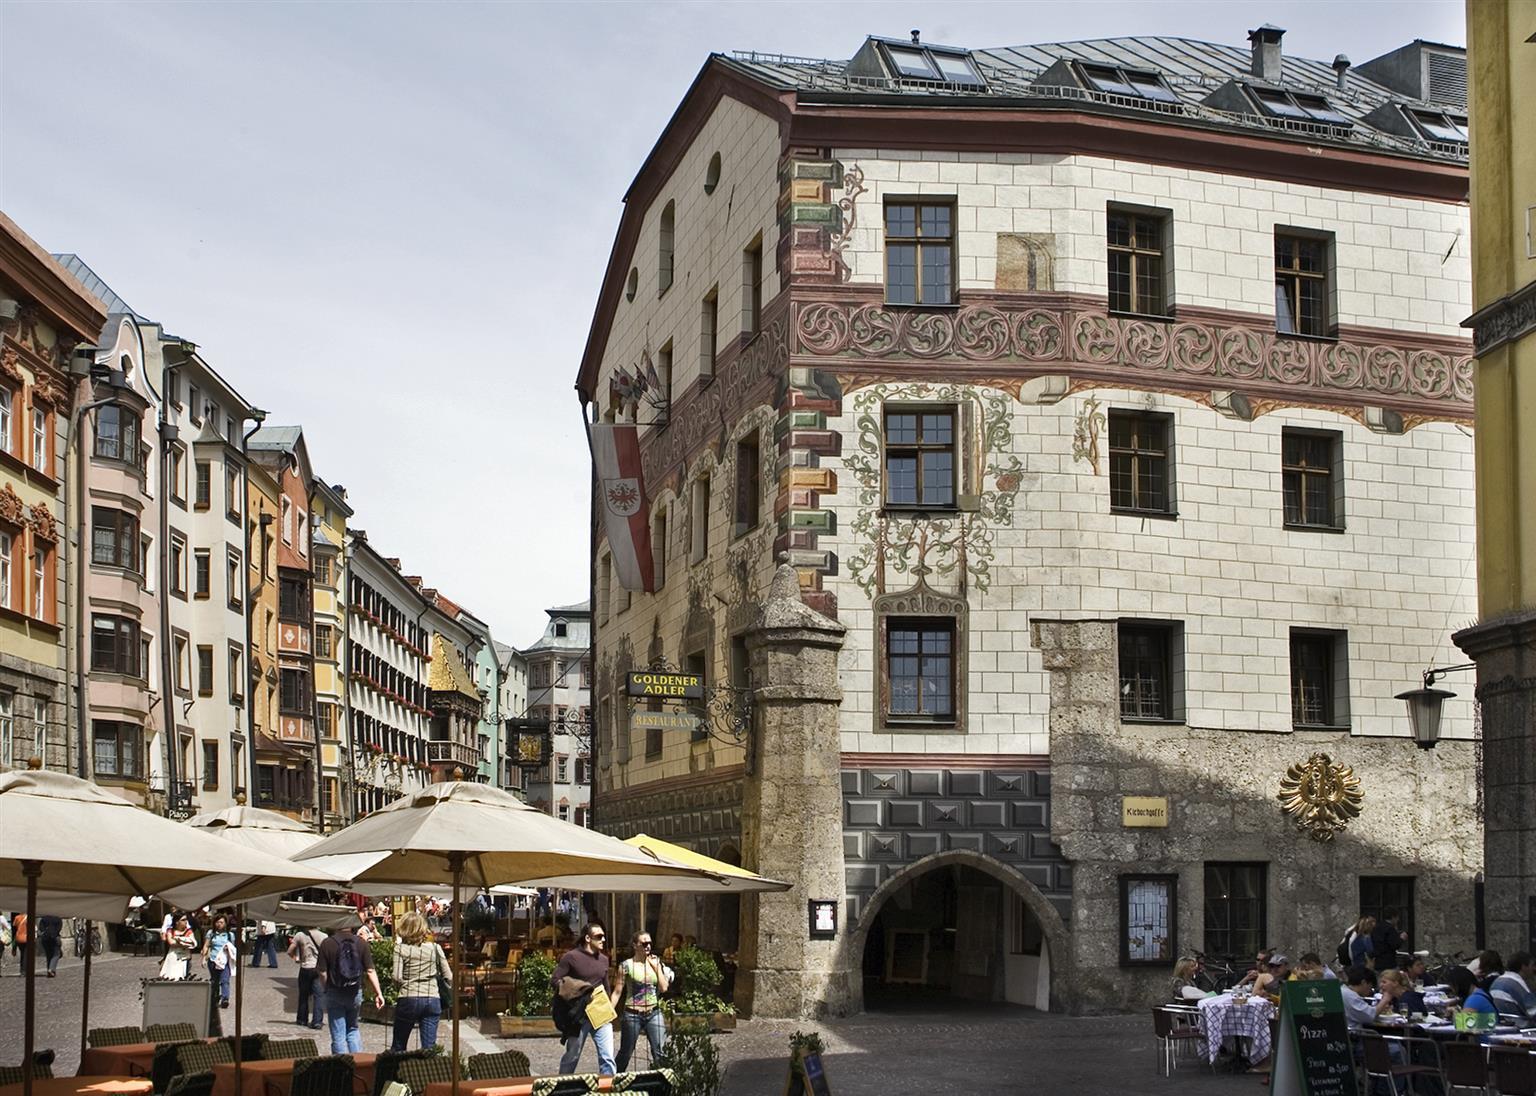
[1076,63,1181,106]
[1253,88,1353,129]
[877,41,987,88]
[1410,109,1468,143]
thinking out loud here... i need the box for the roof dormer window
[1076,63,1181,105]
[1408,108,1467,144]
[929,51,985,87]
[1252,88,1353,128]
[873,39,986,88]
[885,45,939,80]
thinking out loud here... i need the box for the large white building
[579,28,1478,1012]
[523,602,592,826]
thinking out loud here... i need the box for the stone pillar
[736,560,853,1019]
[1456,612,1536,954]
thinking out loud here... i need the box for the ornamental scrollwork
[793,301,1473,408]
[1277,752,1364,842]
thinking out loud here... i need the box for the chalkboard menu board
[784,1051,833,1096]
[1272,980,1354,1096]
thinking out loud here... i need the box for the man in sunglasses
[552,920,616,1076]
[615,931,673,1071]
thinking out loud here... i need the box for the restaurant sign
[626,670,704,699]
[630,710,699,736]
[1121,796,1169,828]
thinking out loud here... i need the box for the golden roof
[428,633,481,699]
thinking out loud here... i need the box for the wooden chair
[165,1072,216,1096]
[466,1051,531,1080]
[396,1055,454,1096]
[262,1038,320,1061]
[147,1023,199,1043]
[1444,1039,1492,1094]
[1150,1007,1203,1077]
[89,1025,148,1048]
[1492,1047,1536,1096]
[283,1056,355,1096]
[151,1041,196,1093]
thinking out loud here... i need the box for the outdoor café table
[209,1054,377,1096]
[77,1044,160,1079]
[423,1078,613,1096]
[1,1078,152,1096]
[1197,992,1275,1065]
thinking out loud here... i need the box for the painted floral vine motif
[829,164,867,284]
[1072,395,1106,474]
[793,301,1474,406]
[843,382,1027,599]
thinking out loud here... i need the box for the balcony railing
[427,740,482,768]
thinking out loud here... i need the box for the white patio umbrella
[295,781,730,1092]
[0,766,336,1096]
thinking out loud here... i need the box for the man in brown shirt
[552,921,615,1075]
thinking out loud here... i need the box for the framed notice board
[1271,980,1353,1096]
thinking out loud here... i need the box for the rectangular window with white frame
[0,530,10,608]
[0,386,12,454]
[31,406,48,474]
[0,692,12,767]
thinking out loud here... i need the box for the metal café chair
[1151,1006,1204,1077]
[1491,1047,1536,1096]
[466,1051,531,1080]
[1441,1038,1491,1094]
[1359,1031,1444,1095]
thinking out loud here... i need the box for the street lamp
[1395,663,1476,749]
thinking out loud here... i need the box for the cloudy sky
[0,0,1463,646]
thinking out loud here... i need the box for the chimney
[1332,54,1351,91]
[1247,24,1285,83]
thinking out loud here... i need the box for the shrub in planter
[661,946,734,1029]
[656,1032,721,1096]
[370,938,399,1006]
[515,951,555,1016]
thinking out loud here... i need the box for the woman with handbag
[390,912,452,1052]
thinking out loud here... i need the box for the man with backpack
[315,917,385,1054]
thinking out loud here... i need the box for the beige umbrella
[295,781,729,1091]
[0,766,336,1096]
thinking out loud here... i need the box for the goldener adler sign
[626,671,704,699]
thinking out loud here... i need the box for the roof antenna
[910,29,920,45]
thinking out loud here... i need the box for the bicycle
[71,917,102,958]
[1193,952,1242,992]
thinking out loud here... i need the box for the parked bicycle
[71,917,102,958]
[1193,952,1241,992]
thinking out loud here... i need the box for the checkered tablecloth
[1197,993,1276,1064]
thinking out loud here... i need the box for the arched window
[658,200,675,295]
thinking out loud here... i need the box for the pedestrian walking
[251,920,278,968]
[388,912,451,1052]
[202,913,237,1008]
[552,921,616,1077]
[315,918,384,1054]
[36,914,63,977]
[12,911,28,970]
[614,930,670,1072]
[287,927,325,1029]
[0,912,11,975]
[160,915,197,980]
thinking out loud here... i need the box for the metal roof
[248,425,304,450]
[723,33,1468,163]
[50,253,145,320]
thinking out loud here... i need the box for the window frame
[883,199,957,306]
[1274,228,1336,339]
[92,404,141,466]
[169,532,188,598]
[194,460,212,510]
[197,645,214,696]
[1117,620,1182,722]
[91,507,140,573]
[733,432,761,537]
[1107,409,1176,517]
[202,740,220,790]
[90,614,142,678]
[883,615,958,726]
[1106,206,1171,318]
[658,200,676,297]
[1290,627,1349,729]
[193,549,211,599]
[1203,861,1268,963]
[1282,428,1344,531]
[742,236,764,336]
[0,385,12,456]
[1120,873,1179,967]
[1359,876,1415,946]
[30,404,49,475]
[92,719,144,781]
[882,404,958,512]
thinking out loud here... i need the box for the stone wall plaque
[1121,796,1170,827]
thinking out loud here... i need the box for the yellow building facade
[1458,0,1536,960]
[311,479,351,827]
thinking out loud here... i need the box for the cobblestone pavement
[0,952,1257,1093]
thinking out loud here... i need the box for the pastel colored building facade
[523,602,592,825]
[0,219,104,776]
[581,29,1479,1012]
[495,640,529,793]
[311,478,352,827]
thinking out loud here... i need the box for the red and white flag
[591,422,655,592]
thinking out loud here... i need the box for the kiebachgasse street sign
[626,671,704,699]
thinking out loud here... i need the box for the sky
[0,0,1464,647]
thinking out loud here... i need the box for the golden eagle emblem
[1277,752,1363,841]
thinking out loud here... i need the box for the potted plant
[363,937,397,1023]
[498,951,559,1036]
[656,1032,722,1096]
[662,946,736,1034]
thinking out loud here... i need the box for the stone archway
[848,849,1073,1013]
